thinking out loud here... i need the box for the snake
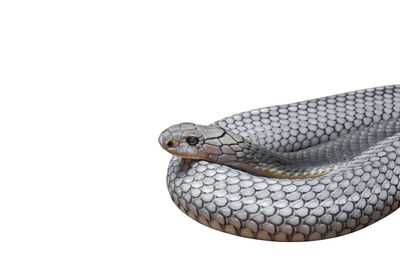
[158,85,400,241]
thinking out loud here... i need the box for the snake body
[159,85,400,241]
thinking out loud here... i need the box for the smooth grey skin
[159,85,400,241]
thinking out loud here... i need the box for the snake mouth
[158,135,198,159]
[163,148,202,160]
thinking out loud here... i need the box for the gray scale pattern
[165,85,400,241]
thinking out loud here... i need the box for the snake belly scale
[159,85,400,241]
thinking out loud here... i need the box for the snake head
[159,122,248,162]
[158,122,220,159]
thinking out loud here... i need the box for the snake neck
[204,119,400,179]
[202,130,329,179]
[229,141,333,179]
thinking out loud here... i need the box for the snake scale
[159,85,400,241]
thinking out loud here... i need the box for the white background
[0,1,399,277]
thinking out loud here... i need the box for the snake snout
[158,129,174,150]
[159,123,198,150]
[159,123,210,159]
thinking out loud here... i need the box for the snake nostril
[167,140,173,148]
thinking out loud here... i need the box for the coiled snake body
[159,85,400,241]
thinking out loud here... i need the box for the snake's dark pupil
[167,141,173,148]
[186,137,199,146]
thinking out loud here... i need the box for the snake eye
[186,136,199,146]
